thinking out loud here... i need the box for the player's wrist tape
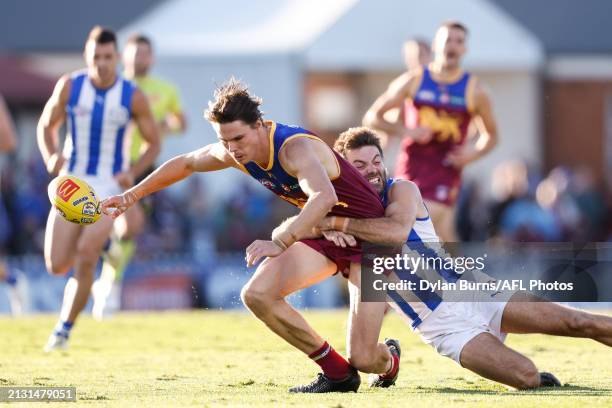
[330,216,349,233]
[273,238,288,251]
[273,230,297,250]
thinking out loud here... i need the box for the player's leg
[241,242,337,353]
[43,210,84,351]
[113,203,145,240]
[93,205,143,319]
[424,199,457,243]
[0,258,27,315]
[345,263,394,376]
[501,292,612,346]
[241,242,360,392]
[460,332,542,389]
[63,215,114,324]
[44,210,81,276]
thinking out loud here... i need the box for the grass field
[1,310,611,407]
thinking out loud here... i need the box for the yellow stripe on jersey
[251,120,276,171]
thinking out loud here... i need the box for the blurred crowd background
[1,0,611,312]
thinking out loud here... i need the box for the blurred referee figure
[0,93,25,315]
[37,26,160,351]
[92,33,187,320]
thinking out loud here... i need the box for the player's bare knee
[240,284,271,315]
[46,259,70,276]
[75,242,102,267]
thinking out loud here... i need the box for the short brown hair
[439,20,469,36]
[334,127,383,158]
[205,78,263,125]
[126,33,152,49]
[86,26,117,49]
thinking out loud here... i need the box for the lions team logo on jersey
[418,106,462,143]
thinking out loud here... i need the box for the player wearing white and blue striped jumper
[37,27,160,352]
[62,70,135,197]
[329,127,612,390]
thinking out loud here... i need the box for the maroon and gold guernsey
[396,67,476,205]
[240,121,385,274]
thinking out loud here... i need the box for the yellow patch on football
[48,175,101,225]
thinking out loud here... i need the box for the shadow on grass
[410,384,612,397]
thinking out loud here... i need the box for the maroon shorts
[300,238,361,278]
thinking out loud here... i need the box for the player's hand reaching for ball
[245,240,284,267]
[100,190,139,219]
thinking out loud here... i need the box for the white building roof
[120,0,543,71]
[305,0,544,71]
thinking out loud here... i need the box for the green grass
[1,310,611,407]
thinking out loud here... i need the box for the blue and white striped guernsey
[62,71,136,178]
[381,178,463,329]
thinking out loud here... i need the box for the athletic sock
[53,320,74,339]
[308,341,351,380]
[4,272,17,287]
[380,352,399,379]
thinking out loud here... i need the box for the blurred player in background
[403,38,432,70]
[37,26,160,351]
[101,78,399,393]
[380,39,432,149]
[364,21,498,242]
[0,94,26,315]
[92,33,186,320]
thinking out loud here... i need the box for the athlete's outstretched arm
[321,180,419,245]
[37,75,71,175]
[118,89,161,187]
[0,95,17,153]
[446,80,498,168]
[101,142,234,218]
[362,73,411,137]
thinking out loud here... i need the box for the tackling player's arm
[101,142,235,218]
[446,79,498,168]
[320,180,419,245]
[363,70,431,142]
[0,95,17,152]
[272,215,357,248]
[116,89,161,188]
[37,75,71,175]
